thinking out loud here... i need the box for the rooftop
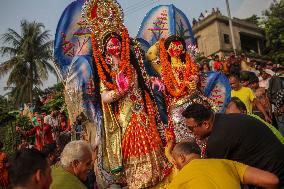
[192,12,265,35]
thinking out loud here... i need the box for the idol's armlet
[101,89,121,103]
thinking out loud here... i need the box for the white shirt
[259,78,270,90]
[44,115,59,128]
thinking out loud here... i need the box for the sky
[0,0,273,96]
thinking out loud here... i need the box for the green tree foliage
[41,83,65,113]
[0,20,55,105]
[263,0,284,64]
[0,115,31,155]
[16,115,32,130]
[0,122,16,154]
[41,94,65,113]
[0,95,8,113]
[244,14,260,26]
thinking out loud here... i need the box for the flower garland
[159,38,198,97]
[145,91,162,145]
[91,28,132,90]
[120,29,132,86]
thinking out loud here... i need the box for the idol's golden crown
[82,0,125,50]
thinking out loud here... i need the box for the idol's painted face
[106,37,121,57]
[167,41,184,58]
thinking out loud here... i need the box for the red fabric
[121,94,162,159]
[91,5,98,18]
[213,61,222,71]
[25,124,54,150]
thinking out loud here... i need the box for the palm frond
[0,57,23,78]
[34,62,48,82]
[0,32,21,50]
[6,63,29,86]
[36,30,52,44]
[42,60,56,74]
[38,40,53,51]
[7,28,22,42]
[0,46,18,57]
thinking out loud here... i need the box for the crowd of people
[0,113,93,189]
[15,106,87,152]
[1,101,284,189]
[199,53,284,135]
[0,54,283,189]
[0,1,284,188]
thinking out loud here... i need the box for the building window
[240,33,260,54]
[224,34,230,44]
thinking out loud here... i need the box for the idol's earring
[106,53,112,65]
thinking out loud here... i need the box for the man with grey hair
[50,140,93,189]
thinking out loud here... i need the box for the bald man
[167,142,279,189]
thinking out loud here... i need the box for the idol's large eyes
[177,44,183,50]
[107,37,121,48]
[168,41,183,51]
[106,37,121,56]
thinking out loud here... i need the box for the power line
[125,0,160,12]
[125,0,161,16]
[124,0,153,11]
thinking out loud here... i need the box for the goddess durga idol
[146,35,212,146]
[82,0,170,188]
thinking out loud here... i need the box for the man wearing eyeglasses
[182,103,284,187]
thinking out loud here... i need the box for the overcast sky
[0,0,273,95]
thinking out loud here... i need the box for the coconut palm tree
[0,20,55,105]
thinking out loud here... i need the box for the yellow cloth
[167,159,248,189]
[231,87,256,113]
[241,60,257,72]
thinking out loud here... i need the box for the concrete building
[192,12,265,57]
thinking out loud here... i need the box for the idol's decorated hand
[187,75,199,90]
[167,140,175,154]
[151,77,164,92]
[165,127,176,143]
[190,75,199,82]
[116,71,129,93]
[186,80,197,90]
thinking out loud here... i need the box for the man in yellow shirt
[229,74,272,123]
[167,142,279,189]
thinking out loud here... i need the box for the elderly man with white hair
[50,140,93,189]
